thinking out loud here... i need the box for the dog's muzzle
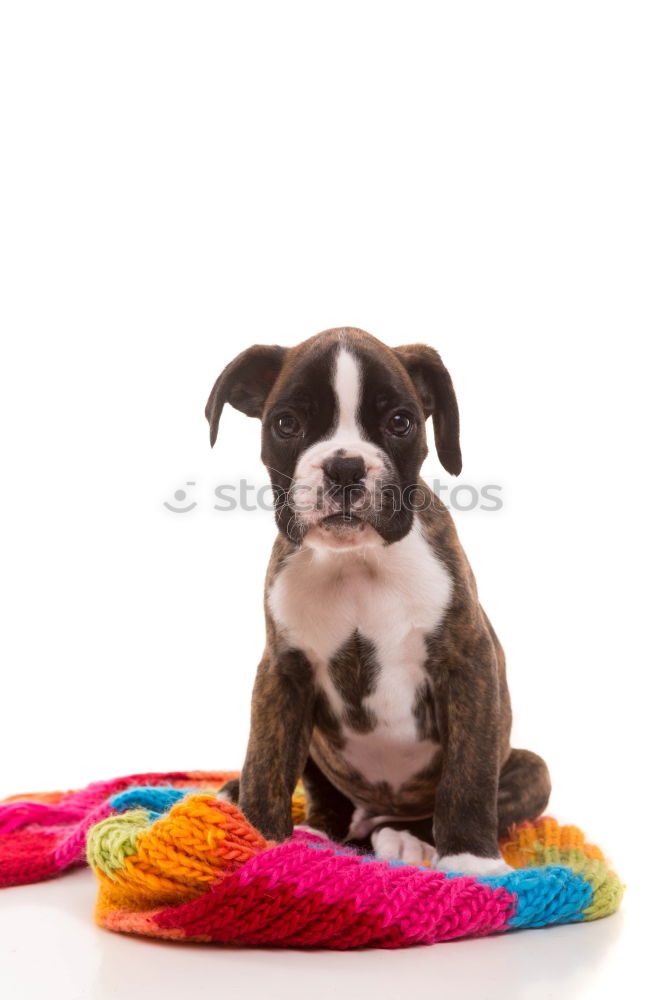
[322,455,368,516]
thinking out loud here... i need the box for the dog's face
[206,328,461,549]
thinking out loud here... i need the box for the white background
[0,2,664,997]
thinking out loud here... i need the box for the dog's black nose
[323,455,366,486]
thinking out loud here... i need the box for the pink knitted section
[0,802,82,834]
[0,771,233,887]
[140,836,516,948]
[0,803,114,887]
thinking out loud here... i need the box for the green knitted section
[529,844,625,920]
[86,809,152,879]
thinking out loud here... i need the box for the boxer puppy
[206,327,551,874]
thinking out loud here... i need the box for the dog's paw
[371,827,437,865]
[434,852,513,876]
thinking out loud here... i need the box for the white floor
[0,866,643,1000]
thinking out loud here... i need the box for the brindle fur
[327,633,380,733]
[208,329,551,857]
[412,679,439,742]
[237,646,315,842]
[235,486,550,854]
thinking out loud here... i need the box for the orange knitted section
[1,790,69,805]
[290,782,307,825]
[92,785,306,923]
[499,816,608,870]
[168,772,239,790]
[94,796,269,915]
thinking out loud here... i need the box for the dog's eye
[275,414,302,438]
[387,412,413,436]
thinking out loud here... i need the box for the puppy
[206,327,551,874]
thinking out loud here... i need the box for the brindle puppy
[206,327,550,873]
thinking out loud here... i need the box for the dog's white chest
[269,525,452,786]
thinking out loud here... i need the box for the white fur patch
[371,827,437,865]
[269,519,452,794]
[435,853,513,876]
[346,807,435,841]
[332,346,363,439]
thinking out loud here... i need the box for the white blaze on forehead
[290,343,388,531]
[332,347,364,441]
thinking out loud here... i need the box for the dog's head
[206,328,461,549]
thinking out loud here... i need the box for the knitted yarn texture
[0,770,623,949]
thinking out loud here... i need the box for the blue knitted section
[110,786,187,814]
[479,866,592,927]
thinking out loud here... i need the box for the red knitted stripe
[147,840,516,948]
[0,830,63,887]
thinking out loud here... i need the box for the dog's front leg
[238,648,315,842]
[432,656,512,875]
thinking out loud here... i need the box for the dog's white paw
[371,827,437,865]
[434,852,513,876]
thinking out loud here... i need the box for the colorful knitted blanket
[0,770,624,949]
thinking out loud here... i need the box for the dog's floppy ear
[205,344,287,447]
[393,344,462,475]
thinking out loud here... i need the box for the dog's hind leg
[300,754,356,842]
[217,777,240,803]
[497,747,551,837]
